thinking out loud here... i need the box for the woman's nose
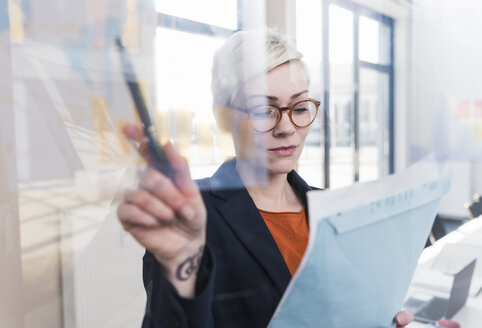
[273,110,296,135]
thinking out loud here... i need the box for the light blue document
[269,161,450,328]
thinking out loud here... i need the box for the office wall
[409,0,482,216]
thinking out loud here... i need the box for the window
[296,0,394,189]
[296,0,324,186]
[155,0,240,179]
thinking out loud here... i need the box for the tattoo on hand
[176,246,205,281]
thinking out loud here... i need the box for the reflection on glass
[155,27,230,179]
[296,0,324,187]
[359,68,389,182]
[155,0,238,30]
[330,4,354,188]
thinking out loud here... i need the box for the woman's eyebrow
[247,90,309,101]
[290,90,309,99]
[247,95,278,101]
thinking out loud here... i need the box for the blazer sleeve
[141,245,216,328]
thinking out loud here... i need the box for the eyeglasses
[235,98,320,132]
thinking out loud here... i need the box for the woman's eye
[250,107,276,118]
[293,107,308,113]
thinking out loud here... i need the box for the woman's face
[234,60,311,176]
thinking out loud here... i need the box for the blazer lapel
[216,188,292,293]
[207,160,316,294]
[209,160,292,293]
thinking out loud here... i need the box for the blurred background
[1,0,481,327]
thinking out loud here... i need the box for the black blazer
[142,159,316,328]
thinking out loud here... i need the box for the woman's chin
[267,160,297,175]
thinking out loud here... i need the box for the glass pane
[298,101,324,188]
[155,0,238,30]
[359,68,390,182]
[296,0,322,64]
[296,0,324,188]
[4,3,158,327]
[359,15,391,65]
[329,4,354,188]
[156,28,230,179]
[330,5,353,65]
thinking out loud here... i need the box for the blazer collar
[209,159,313,294]
[209,159,312,199]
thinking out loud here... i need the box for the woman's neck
[236,162,302,212]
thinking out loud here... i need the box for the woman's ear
[213,104,233,133]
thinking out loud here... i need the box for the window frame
[322,0,395,188]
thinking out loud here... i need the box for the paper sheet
[269,160,450,328]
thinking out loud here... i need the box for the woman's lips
[269,145,297,156]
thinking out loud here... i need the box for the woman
[118,29,413,327]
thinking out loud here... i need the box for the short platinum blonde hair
[211,28,307,108]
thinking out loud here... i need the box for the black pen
[116,37,173,179]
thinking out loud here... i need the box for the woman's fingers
[394,310,413,327]
[122,123,197,195]
[117,202,161,229]
[124,189,177,224]
[139,167,196,221]
[122,123,151,162]
[164,142,200,197]
[121,124,201,222]
[123,123,144,143]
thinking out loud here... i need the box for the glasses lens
[249,105,279,132]
[291,100,317,127]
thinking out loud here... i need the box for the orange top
[259,207,309,276]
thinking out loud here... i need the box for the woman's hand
[394,310,414,327]
[117,124,207,298]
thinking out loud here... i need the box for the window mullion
[353,11,360,182]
